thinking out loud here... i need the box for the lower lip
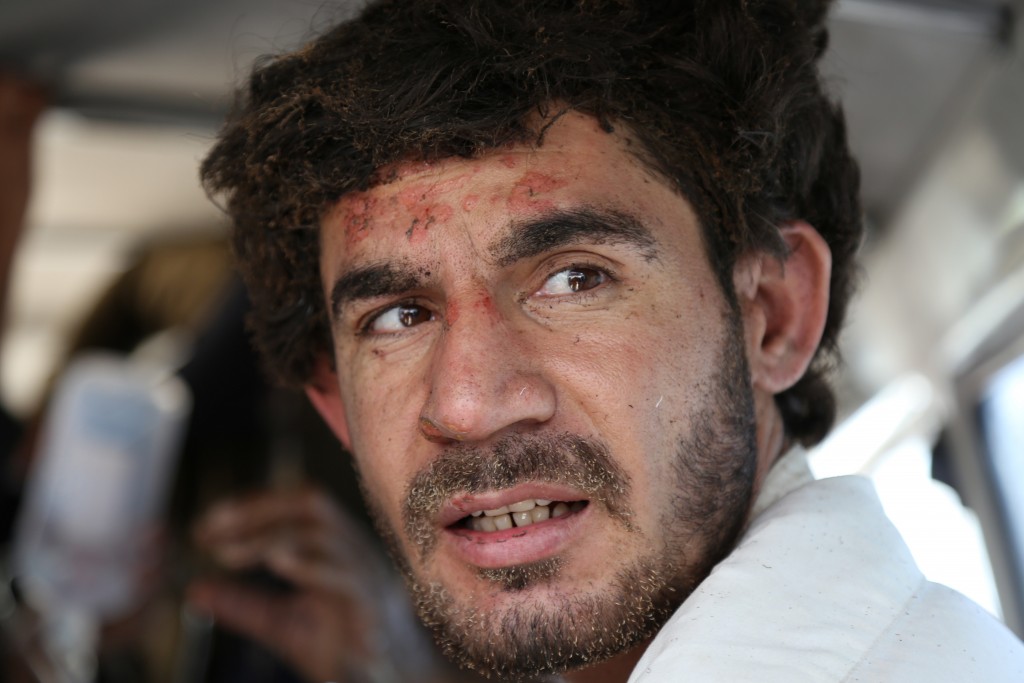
[442,504,591,569]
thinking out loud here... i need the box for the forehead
[319,112,686,270]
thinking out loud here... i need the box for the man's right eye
[366,304,434,334]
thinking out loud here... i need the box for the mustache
[402,432,634,559]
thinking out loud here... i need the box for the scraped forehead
[318,111,660,258]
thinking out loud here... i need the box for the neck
[750,391,788,499]
[562,640,649,683]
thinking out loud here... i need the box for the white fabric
[628,450,1024,682]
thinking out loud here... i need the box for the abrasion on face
[506,171,570,213]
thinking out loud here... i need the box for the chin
[400,545,680,678]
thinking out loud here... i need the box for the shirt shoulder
[628,472,1024,682]
[843,581,1024,682]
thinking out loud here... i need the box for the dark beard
[362,322,758,679]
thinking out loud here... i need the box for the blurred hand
[189,486,438,683]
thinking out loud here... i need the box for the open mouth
[452,498,589,532]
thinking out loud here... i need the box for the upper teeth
[477,498,552,517]
[466,499,574,532]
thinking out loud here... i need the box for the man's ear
[734,220,832,395]
[304,355,352,449]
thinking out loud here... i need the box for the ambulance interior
[1,0,1022,679]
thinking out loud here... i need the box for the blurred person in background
[0,75,473,683]
[0,74,45,542]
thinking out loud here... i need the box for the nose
[418,301,556,444]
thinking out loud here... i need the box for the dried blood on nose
[445,299,461,326]
[473,294,499,323]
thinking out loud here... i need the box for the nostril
[419,416,467,443]
[419,416,443,436]
[419,417,449,443]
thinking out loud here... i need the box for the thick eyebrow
[330,261,425,321]
[489,207,660,268]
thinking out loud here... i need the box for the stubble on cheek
[657,317,759,589]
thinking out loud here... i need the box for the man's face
[318,112,761,676]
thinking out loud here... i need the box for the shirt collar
[749,445,814,519]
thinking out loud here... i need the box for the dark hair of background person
[12,238,371,545]
[4,237,374,682]
[91,240,369,530]
[201,0,863,446]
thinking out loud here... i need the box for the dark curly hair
[202,0,862,446]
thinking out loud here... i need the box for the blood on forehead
[323,194,381,247]
[505,171,570,214]
[327,165,474,249]
[326,151,574,252]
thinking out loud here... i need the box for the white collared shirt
[629,449,1024,681]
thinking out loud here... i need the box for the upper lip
[438,482,588,528]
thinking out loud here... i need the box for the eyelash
[355,260,619,337]
[542,260,618,295]
[356,298,430,337]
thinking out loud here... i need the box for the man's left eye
[366,303,434,334]
[537,266,608,296]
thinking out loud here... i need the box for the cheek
[341,364,426,499]
[349,395,417,457]
[546,291,729,465]
[543,333,677,526]
[561,293,724,404]
[347,427,412,541]
[541,321,670,440]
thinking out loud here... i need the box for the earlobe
[736,220,832,394]
[304,355,353,448]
